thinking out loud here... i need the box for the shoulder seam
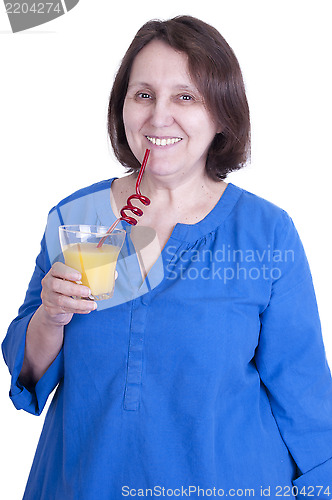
[48,179,114,216]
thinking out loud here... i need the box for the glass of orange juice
[59,225,126,300]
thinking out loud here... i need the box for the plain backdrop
[0,1,331,498]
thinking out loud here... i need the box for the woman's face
[123,40,221,180]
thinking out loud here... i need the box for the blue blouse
[3,179,332,500]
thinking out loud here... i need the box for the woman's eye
[179,94,194,101]
[137,92,152,100]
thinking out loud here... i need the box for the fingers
[48,273,92,299]
[50,261,82,282]
[46,293,96,315]
[41,263,97,319]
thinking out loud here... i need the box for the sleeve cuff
[293,456,332,498]
[10,348,64,415]
[3,311,64,416]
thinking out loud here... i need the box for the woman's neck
[110,169,227,230]
[138,169,225,211]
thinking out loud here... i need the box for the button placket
[123,297,149,411]
[123,240,183,411]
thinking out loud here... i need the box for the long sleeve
[255,213,332,494]
[1,233,64,416]
[1,182,109,417]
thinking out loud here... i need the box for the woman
[2,15,332,499]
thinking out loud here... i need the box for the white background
[0,1,331,498]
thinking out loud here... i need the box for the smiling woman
[122,40,222,180]
[109,16,250,181]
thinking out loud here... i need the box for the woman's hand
[41,262,97,326]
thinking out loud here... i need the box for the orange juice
[62,242,121,299]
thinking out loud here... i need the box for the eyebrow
[127,82,199,92]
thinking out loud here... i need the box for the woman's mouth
[145,136,182,146]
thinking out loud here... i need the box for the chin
[147,162,179,177]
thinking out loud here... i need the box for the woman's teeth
[146,136,182,146]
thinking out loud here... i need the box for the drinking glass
[59,225,126,300]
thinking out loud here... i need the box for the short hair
[108,16,250,181]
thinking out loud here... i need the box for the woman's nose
[149,99,174,128]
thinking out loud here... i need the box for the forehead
[129,40,193,87]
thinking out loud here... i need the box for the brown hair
[108,16,250,181]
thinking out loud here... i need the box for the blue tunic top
[2,179,332,499]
